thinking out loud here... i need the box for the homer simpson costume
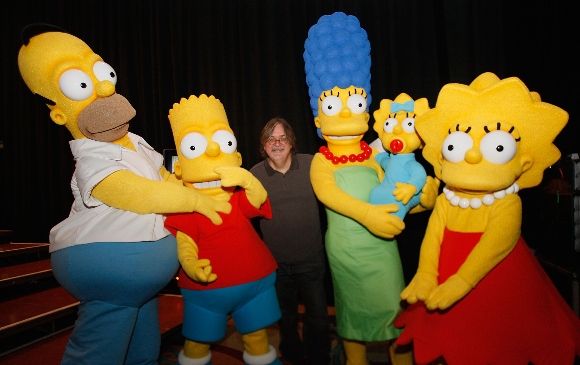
[370,93,429,220]
[395,72,580,365]
[17,24,230,365]
[304,12,438,365]
[163,95,282,365]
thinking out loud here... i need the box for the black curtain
[1,0,578,272]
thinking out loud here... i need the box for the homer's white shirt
[49,133,170,252]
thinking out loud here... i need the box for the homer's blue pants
[51,236,179,365]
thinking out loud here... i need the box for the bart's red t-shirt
[164,190,277,290]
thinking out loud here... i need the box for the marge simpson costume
[163,95,282,365]
[17,24,229,365]
[396,72,580,365]
[304,12,437,365]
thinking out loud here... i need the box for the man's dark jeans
[275,259,331,365]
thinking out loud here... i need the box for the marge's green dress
[325,165,405,341]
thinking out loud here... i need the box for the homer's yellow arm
[310,154,405,239]
[176,231,217,283]
[92,169,231,225]
[214,166,268,209]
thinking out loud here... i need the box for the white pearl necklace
[443,183,519,209]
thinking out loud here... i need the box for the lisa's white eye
[480,130,517,165]
[321,95,342,117]
[93,61,117,85]
[442,131,473,163]
[346,94,367,114]
[180,132,207,159]
[402,117,416,133]
[212,130,237,154]
[59,69,94,101]
[383,118,398,133]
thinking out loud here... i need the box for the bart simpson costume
[396,72,580,365]
[17,24,230,365]
[163,95,282,365]
[370,93,429,220]
[304,12,438,365]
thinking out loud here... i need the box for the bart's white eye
[212,130,237,154]
[480,130,517,165]
[93,61,117,85]
[321,95,342,117]
[59,69,94,101]
[383,118,398,133]
[180,132,207,159]
[402,117,416,133]
[442,131,473,163]
[346,94,367,114]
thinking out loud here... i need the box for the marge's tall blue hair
[304,12,372,117]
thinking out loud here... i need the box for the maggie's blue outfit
[369,152,426,220]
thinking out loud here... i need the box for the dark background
[1,1,578,286]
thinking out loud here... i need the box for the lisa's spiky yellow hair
[168,94,229,145]
[416,72,568,190]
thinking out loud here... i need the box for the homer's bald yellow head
[168,95,242,193]
[17,23,135,142]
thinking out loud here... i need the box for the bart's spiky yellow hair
[416,72,568,190]
[168,94,229,146]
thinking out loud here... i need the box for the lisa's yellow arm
[310,153,404,239]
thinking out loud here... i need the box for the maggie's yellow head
[168,95,242,196]
[373,93,430,155]
[17,24,135,142]
[416,72,568,192]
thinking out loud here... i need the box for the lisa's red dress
[395,228,580,365]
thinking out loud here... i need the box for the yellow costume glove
[393,182,417,205]
[425,274,472,310]
[410,176,440,213]
[176,231,217,283]
[214,166,267,209]
[400,271,438,304]
[92,170,232,225]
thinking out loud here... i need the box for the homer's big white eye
[480,130,517,164]
[59,69,94,101]
[383,118,398,133]
[442,131,473,163]
[346,94,367,114]
[321,95,342,117]
[93,61,117,85]
[402,117,416,133]
[180,132,207,159]
[212,130,237,154]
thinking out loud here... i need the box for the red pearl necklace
[319,141,373,165]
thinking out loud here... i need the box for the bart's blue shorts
[181,272,280,342]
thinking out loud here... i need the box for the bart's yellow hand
[214,166,267,208]
[393,182,417,205]
[419,176,440,210]
[400,271,438,304]
[360,203,405,239]
[181,258,217,283]
[176,231,217,283]
[425,274,472,310]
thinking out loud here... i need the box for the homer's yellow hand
[214,166,267,208]
[419,176,440,210]
[400,271,438,304]
[360,203,405,239]
[176,231,217,283]
[393,182,417,205]
[425,274,472,310]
